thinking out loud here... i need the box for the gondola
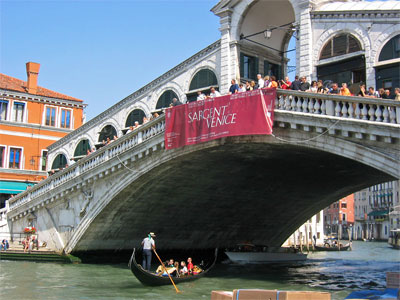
[128,248,218,286]
[314,243,351,251]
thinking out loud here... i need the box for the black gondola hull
[128,248,217,286]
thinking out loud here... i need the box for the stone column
[297,1,313,80]
[216,9,233,94]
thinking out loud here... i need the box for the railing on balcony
[6,90,400,213]
[275,89,400,123]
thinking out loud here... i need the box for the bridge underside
[73,139,393,252]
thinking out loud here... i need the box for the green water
[1,241,398,300]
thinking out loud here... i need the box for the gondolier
[141,232,156,271]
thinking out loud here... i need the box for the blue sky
[1,0,221,120]
[0,0,381,121]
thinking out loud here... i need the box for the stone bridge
[6,90,400,254]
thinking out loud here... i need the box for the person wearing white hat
[141,232,156,271]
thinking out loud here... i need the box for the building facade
[0,62,86,209]
[354,180,400,240]
[324,194,354,239]
[283,210,325,248]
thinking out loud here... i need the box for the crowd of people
[22,235,39,252]
[226,74,400,100]
[155,257,201,277]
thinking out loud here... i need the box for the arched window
[125,109,146,127]
[74,139,91,157]
[320,34,362,60]
[376,34,400,96]
[156,90,179,109]
[98,125,117,142]
[189,69,218,91]
[187,69,218,102]
[379,34,400,62]
[51,153,67,170]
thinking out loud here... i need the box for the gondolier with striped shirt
[142,232,156,271]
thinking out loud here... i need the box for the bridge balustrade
[276,90,399,123]
[5,90,399,214]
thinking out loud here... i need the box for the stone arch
[73,137,92,158]
[372,27,400,66]
[152,83,184,109]
[186,66,219,102]
[188,67,219,91]
[64,131,397,253]
[98,124,118,143]
[125,108,146,127]
[51,152,68,170]
[231,0,299,43]
[313,28,369,67]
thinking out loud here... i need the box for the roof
[316,1,400,12]
[0,73,83,102]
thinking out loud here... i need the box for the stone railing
[7,116,166,212]
[7,89,400,213]
[275,89,400,124]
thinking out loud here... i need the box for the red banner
[165,88,275,150]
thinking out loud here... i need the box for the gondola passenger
[180,261,188,275]
[187,257,194,274]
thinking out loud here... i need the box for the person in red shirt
[187,257,194,274]
[279,76,291,90]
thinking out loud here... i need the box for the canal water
[1,241,398,300]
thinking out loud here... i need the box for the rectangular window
[341,202,347,208]
[12,102,25,122]
[240,53,258,80]
[9,147,22,169]
[316,212,321,223]
[41,150,48,171]
[0,146,5,168]
[45,107,56,126]
[0,100,8,120]
[60,109,71,128]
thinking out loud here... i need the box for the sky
[0,0,382,121]
[1,0,221,121]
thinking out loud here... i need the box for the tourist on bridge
[395,88,400,101]
[209,87,221,98]
[229,79,239,94]
[141,232,156,271]
[290,76,301,90]
[171,98,182,107]
[256,74,264,89]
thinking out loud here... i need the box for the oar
[152,248,181,293]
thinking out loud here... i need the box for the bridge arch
[64,127,397,253]
[313,27,370,84]
[186,68,219,102]
[51,152,68,170]
[155,89,180,109]
[98,124,118,143]
[125,108,146,127]
[73,138,92,159]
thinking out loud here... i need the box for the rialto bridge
[3,0,400,253]
[6,89,400,253]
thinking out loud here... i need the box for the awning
[0,181,34,195]
[368,210,389,217]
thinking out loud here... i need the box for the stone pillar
[217,9,233,94]
[297,1,313,80]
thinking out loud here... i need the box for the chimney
[26,62,40,94]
